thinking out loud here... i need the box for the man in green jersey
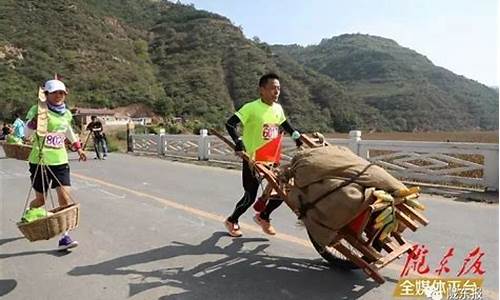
[25,79,87,250]
[224,73,302,237]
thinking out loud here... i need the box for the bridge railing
[131,130,499,191]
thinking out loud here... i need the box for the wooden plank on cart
[397,203,429,226]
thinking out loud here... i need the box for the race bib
[262,124,279,140]
[44,132,65,149]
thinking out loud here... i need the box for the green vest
[26,105,73,165]
[235,98,286,158]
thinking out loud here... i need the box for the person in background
[24,78,87,251]
[223,73,302,237]
[12,113,25,141]
[6,115,22,145]
[86,115,108,160]
[1,122,11,140]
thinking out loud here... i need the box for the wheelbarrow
[210,130,429,284]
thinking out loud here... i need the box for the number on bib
[44,133,65,149]
[262,124,279,140]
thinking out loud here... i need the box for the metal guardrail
[131,130,499,191]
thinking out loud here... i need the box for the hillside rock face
[1,0,497,132]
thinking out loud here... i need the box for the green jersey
[235,98,286,158]
[26,105,76,165]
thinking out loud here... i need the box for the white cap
[44,79,67,94]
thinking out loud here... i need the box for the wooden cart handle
[208,129,251,161]
[208,129,289,200]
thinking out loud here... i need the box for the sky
[179,0,498,87]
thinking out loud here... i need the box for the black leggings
[228,161,283,223]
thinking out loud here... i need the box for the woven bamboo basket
[17,203,80,241]
[2,143,17,158]
[2,143,32,160]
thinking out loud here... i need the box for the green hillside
[0,1,497,132]
[272,34,498,131]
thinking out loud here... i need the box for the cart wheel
[307,230,360,270]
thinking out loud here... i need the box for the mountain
[1,0,497,132]
[271,34,499,131]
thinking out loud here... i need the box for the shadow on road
[0,237,24,246]
[0,250,72,259]
[0,237,73,259]
[0,279,17,297]
[68,232,379,299]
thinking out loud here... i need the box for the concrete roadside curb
[421,187,498,203]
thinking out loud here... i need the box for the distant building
[131,117,152,126]
[71,107,115,130]
[101,114,131,126]
[72,107,154,130]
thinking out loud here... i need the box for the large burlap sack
[288,179,368,246]
[291,146,406,192]
[288,145,406,246]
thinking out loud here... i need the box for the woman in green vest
[25,79,87,251]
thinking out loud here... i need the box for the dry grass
[323,130,498,143]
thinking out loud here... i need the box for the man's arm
[280,119,302,147]
[96,121,104,131]
[225,114,244,151]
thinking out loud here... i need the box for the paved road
[1,152,498,299]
